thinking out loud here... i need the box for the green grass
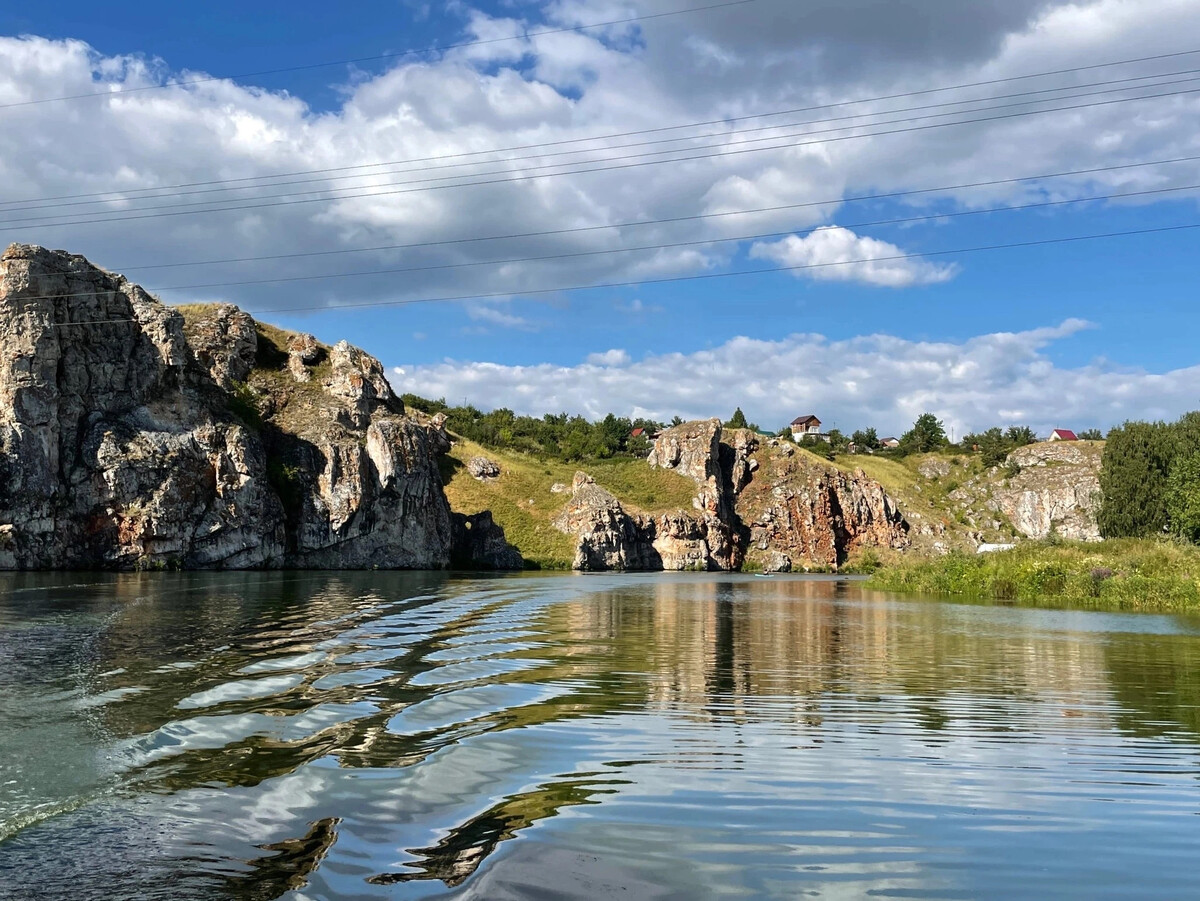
[441,438,697,570]
[869,538,1200,611]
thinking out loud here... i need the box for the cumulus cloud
[750,226,958,287]
[388,319,1192,436]
[586,348,631,366]
[0,0,1196,322]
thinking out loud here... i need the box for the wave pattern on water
[1,572,1200,900]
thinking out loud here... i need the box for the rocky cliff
[0,244,520,570]
[990,441,1103,541]
[554,419,908,572]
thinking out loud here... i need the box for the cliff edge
[0,243,520,570]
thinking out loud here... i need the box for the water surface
[1,572,1199,899]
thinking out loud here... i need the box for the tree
[1098,420,1176,538]
[1005,425,1038,446]
[1078,428,1104,441]
[899,413,947,455]
[851,428,879,449]
[964,427,1008,467]
[826,429,849,452]
[670,415,684,427]
[725,408,748,430]
[1167,452,1200,542]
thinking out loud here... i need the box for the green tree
[670,415,684,427]
[827,428,849,452]
[725,408,748,430]
[1166,451,1200,542]
[851,428,879,449]
[966,427,1008,467]
[1078,428,1104,441]
[1098,421,1176,538]
[1005,425,1038,446]
[899,413,948,455]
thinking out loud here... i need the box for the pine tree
[725,408,748,430]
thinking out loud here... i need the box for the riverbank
[867,538,1200,611]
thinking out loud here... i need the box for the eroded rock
[0,244,503,571]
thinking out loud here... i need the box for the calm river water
[2,572,1200,899]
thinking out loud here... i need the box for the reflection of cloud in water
[4,572,1200,899]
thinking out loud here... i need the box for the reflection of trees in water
[367,775,628,888]
[59,571,1200,894]
[1105,631,1200,740]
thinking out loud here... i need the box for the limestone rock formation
[738,462,909,571]
[554,420,908,573]
[988,441,1103,541]
[467,456,501,481]
[552,473,660,571]
[0,244,516,570]
[451,511,524,570]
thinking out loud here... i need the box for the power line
[102,153,1200,273]
[117,182,1200,292]
[7,52,1200,208]
[26,221,1200,314]
[7,81,1200,232]
[7,65,1199,217]
[0,0,761,111]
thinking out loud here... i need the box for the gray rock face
[988,442,1103,541]
[0,243,494,570]
[554,421,906,573]
[451,511,524,570]
[552,473,661,571]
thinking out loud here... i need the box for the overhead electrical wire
[6,65,1200,218]
[7,52,1200,209]
[0,0,762,110]
[102,153,1200,273]
[30,222,1200,322]
[5,81,1200,232]
[112,181,1199,292]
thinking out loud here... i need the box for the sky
[1,0,1199,437]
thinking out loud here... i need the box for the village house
[790,415,829,442]
[1049,429,1078,442]
[879,437,901,449]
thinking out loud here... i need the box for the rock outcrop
[554,420,908,572]
[989,441,1103,541]
[737,460,910,571]
[0,244,519,570]
[451,511,525,570]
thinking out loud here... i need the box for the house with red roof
[1049,429,1078,442]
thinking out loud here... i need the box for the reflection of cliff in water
[20,570,1200,896]
[554,577,1115,734]
[368,775,627,887]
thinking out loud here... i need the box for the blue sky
[1,0,1198,434]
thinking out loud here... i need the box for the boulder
[467,456,502,481]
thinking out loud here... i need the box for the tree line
[1099,412,1200,542]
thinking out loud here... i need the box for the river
[1,572,1199,899]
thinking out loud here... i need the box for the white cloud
[0,0,1197,321]
[586,348,631,366]
[389,319,1192,436]
[749,226,958,287]
[464,303,534,329]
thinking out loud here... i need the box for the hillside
[441,438,699,569]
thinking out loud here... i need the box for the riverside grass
[868,538,1200,611]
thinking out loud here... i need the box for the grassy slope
[868,538,1200,611]
[442,438,698,569]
